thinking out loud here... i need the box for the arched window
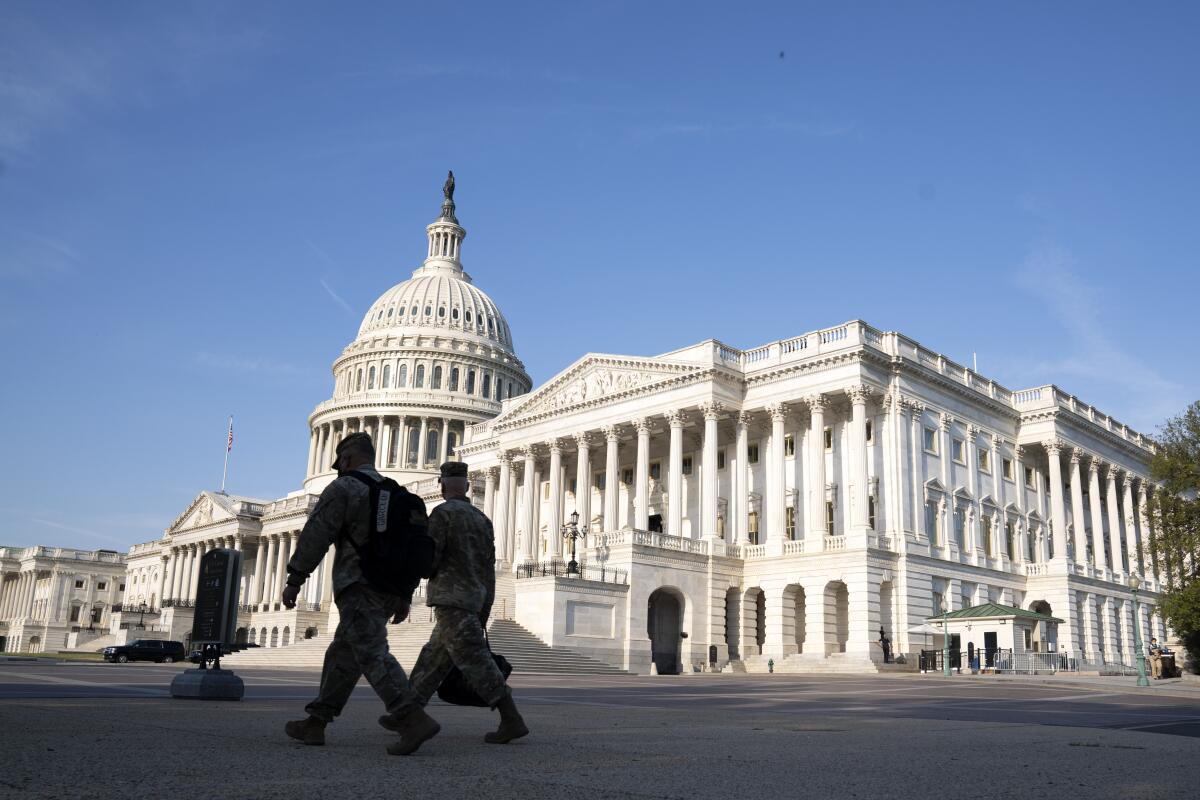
[411,306,417,316]
[447,431,458,456]
[355,369,363,391]
[432,366,442,390]
[438,306,446,318]
[367,366,376,389]
[452,308,459,320]
[495,381,503,401]
[415,365,425,388]
[382,364,391,388]
[387,307,394,317]
[449,367,460,392]
[466,310,472,323]
[466,370,476,395]
[398,364,408,387]
[407,428,420,466]
[482,373,491,399]
[426,429,440,462]
[425,305,432,316]
[487,318,495,334]
[508,381,514,398]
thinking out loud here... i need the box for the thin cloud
[319,278,355,316]
[305,238,357,316]
[0,228,81,281]
[29,517,127,547]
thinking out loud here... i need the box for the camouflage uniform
[409,496,510,708]
[286,463,425,723]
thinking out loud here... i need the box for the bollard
[768,658,774,674]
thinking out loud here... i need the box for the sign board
[191,548,242,646]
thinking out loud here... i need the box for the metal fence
[514,559,628,585]
[993,651,1078,674]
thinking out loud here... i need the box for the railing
[995,651,1078,674]
[919,649,963,673]
[513,560,628,585]
[819,325,848,344]
[631,530,709,554]
[742,544,767,559]
[876,535,894,552]
[782,540,805,555]
[118,623,170,632]
[110,604,159,615]
[1013,388,1044,405]
[162,599,195,609]
[824,535,846,551]
[1024,563,1048,577]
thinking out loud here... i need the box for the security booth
[923,603,1064,672]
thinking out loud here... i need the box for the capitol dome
[302,174,532,491]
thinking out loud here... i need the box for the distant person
[384,461,527,755]
[280,432,440,753]
[878,630,893,664]
[1148,637,1164,680]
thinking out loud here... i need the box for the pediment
[168,492,235,534]
[499,355,703,422]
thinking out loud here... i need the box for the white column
[603,426,621,532]
[261,535,277,607]
[494,455,512,564]
[397,417,410,467]
[483,467,497,520]
[1044,440,1068,564]
[1069,449,1088,567]
[155,558,168,610]
[806,395,827,543]
[319,548,335,607]
[164,549,178,603]
[766,403,786,544]
[1122,475,1139,577]
[277,533,293,600]
[847,386,871,536]
[250,538,267,606]
[506,463,519,563]
[701,403,721,541]
[1088,459,1107,572]
[633,419,650,530]
[520,447,538,565]
[909,403,925,540]
[734,411,750,545]
[318,424,331,473]
[1106,465,1125,575]
[574,434,592,527]
[379,418,391,468]
[667,412,685,538]
[547,440,564,558]
[438,418,451,464]
[1139,485,1155,579]
[416,417,430,468]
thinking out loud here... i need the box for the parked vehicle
[102,640,186,663]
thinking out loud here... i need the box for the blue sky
[1,2,1197,551]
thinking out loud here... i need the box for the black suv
[103,640,186,663]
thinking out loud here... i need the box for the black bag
[344,471,436,596]
[436,646,513,707]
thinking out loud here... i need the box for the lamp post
[1128,573,1150,688]
[942,607,952,677]
[560,511,588,575]
[137,601,147,630]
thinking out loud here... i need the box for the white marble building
[0,546,127,652]
[103,179,1167,674]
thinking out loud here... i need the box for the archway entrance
[1029,600,1052,652]
[825,581,849,654]
[647,589,683,675]
[235,627,248,645]
[28,635,41,653]
[724,587,741,659]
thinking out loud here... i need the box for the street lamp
[1128,573,1150,688]
[137,600,147,630]
[560,511,588,575]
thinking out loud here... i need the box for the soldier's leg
[304,607,363,723]
[409,634,456,706]
[435,607,510,707]
[341,589,421,717]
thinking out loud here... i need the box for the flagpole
[220,415,233,494]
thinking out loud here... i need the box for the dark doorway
[984,631,998,667]
[648,514,663,533]
[648,589,682,675]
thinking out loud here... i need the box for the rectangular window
[1005,522,1015,559]
[923,427,938,454]
[594,472,605,491]
[717,449,726,470]
[1027,530,1037,562]
[926,501,940,545]
[978,449,990,473]
[825,501,835,531]
[681,456,693,475]
[74,580,84,589]
[865,420,873,443]
[952,438,965,464]
[748,512,759,545]
[97,582,106,591]
[748,444,759,464]
[868,496,876,530]
[1003,458,1014,480]
[783,434,795,457]
[69,605,81,622]
[1023,629,1033,651]
[90,607,102,624]
[622,468,633,485]
[118,583,125,592]
[785,506,796,539]
[1024,466,1035,488]
[824,428,833,451]
[982,516,993,557]
[954,508,965,548]
[649,462,661,481]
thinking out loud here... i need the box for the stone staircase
[222,617,630,675]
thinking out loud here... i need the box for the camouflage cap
[438,461,469,479]
[332,431,374,468]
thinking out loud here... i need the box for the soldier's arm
[479,515,496,623]
[426,505,449,573]
[286,482,348,587]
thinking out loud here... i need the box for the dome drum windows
[432,366,443,390]
[399,364,408,387]
[482,373,491,399]
[449,368,460,392]
[355,369,363,391]
[367,366,376,390]
[466,369,476,395]
[415,364,426,388]
[382,364,392,388]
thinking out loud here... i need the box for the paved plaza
[0,664,1198,799]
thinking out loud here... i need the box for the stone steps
[222,618,630,676]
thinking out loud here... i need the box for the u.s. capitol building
[10,179,1167,673]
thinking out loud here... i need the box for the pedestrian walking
[281,432,441,753]
[385,461,527,755]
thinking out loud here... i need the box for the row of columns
[308,414,458,477]
[160,535,244,607]
[0,571,42,621]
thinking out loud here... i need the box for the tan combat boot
[484,695,529,744]
[385,707,442,756]
[284,715,327,746]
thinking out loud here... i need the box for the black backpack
[344,471,436,597]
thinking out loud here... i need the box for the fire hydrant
[768,658,775,674]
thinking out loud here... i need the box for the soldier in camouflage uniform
[281,432,441,753]
[385,461,528,754]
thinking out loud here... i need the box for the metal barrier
[514,559,628,585]
[994,651,1078,674]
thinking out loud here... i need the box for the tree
[1147,401,1200,669]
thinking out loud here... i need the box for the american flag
[226,416,234,452]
